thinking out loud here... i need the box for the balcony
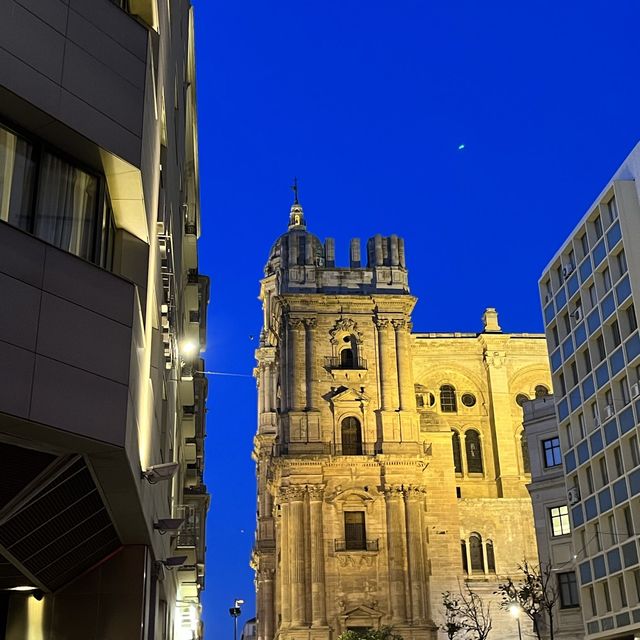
[334,539,379,552]
[272,442,381,457]
[325,355,367,370]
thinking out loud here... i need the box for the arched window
[535,385,549,398]
[340,348,354,368]
[465,430,483,473]
[440,385,457,412]
[341,417,363,455]
[461,540,468,573]
[521,431,531,474]
[469,533,483,573]
[486,540,496,573]
[452,430,463,473]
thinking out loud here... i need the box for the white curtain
[0,127,35,229]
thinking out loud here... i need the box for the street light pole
[509,602,523,640]
[229,598,244,640]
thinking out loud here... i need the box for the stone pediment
[344,605,384,618]
[329,386,370,405]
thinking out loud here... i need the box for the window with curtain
[465,430,483,473]
[0,121,114,268]
[469,533,483,573]
[341,417,363,455]
[440,385,457,412]
[452,430,462,473]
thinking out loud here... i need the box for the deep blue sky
[192,1,640,637]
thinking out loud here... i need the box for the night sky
[190,1,640,637]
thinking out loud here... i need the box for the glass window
[461,392,476,407]
[594,215,603,239]
[618,575,628,607]
[440,385,457,413]
[589,284,597,308]
[621,377,630,406]
[599,457,609,486]
[552,325,559,347]
[624,506,634,539]
[570,362,578,387]
[630,435,640,468]
[565,424,574,447]
[452,430,462,473]
[603,267,612,292]
[341,417,362,455]
[340,348,354,368]
[611,320,621,348]
[558,572,579,608]
[460,540,468,573]
[583,348,592,373]
[486,540,496,573]
[550,505,571,536]
[617,250,627,277]
[344,511,366,550]
[469,533,483,573]
[603,582,612,612]
[578,413,586,439]
[465,430,483,473]
[594,522,602,551]
[543,437,562,467]
[627,304,638,334]
[607,196,619,223]
[588,586,597,617]
[614,446,624,477]
[586,466,594,494]
[580,233,589,257]
[596,335,606,361]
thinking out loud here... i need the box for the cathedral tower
[252,198,552,640]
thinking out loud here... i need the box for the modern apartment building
[539,142,640,639]
[0,1,208,639]
[524,395,584,639]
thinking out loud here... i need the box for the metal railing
[324,355,367,370]
[334,539,379,552]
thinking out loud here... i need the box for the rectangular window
[618,575,628,607]
[581,233,589,257]
[608,514,616,549]
[599,457,609,486]
[634,569,640,602]
[623,506,634,539]
[558,572,580,608]
[607,196,619,223]
[344,511,366,550]
[611,320,621,347]
[621,377,630,405]
[586,466,594,495]
[570,361,579,387]
[550,505,571,536]
[543,438,562,467]
[603,267,612,292]
[594,215,603,239]
[617,250,627,277]
[603,582,612,612]
[591,402,599,426]
[596,335,606,361]
[589,284,597,308]
[566,424,573,447]
[594,522,602,551]
[583,348,592,374]
[630,435,640,468]
[0,122,113,267]
[589,586,597,616]
[627,304,638,334]
[559,373,567,396]
[552,325,559,348]
[568,249,575,269]
[578,413,586,439]
[614,446,624,477]
[563,313,571,335]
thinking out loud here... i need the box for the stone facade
[252,202,552,640]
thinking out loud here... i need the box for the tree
[441,583,492,640]
[338,626,404,640]
[496,560,559,640]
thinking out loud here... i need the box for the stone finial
[350,238,361,268]
[482,308,502,333]
[325,238,335,267]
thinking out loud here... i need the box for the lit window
[542,437,562,467]
[550,505,571,536]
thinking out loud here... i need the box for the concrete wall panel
[36,292,132,385]
[30,354,128,446]
[0,272,41,351]
[0,341,35,419]
[14,0,68,34]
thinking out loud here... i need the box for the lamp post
[509,602,523,640]
[229,598,244,640]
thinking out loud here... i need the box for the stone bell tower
[251,197,460,640]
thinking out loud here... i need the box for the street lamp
[229,598,244,640]
[509,602,523,640]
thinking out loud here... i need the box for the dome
[265,203,325,274]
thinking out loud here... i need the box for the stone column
[288,318,306,411]
[279,493,291,627]
[393,319,415,412]
[258,365,265,414]
[404,486,427,623]
[308,487,327,626]
[305,318,317,410]
[261,569,275,640]
[384,485,407,623]
[289,486,307,626]
[375,318,398,411]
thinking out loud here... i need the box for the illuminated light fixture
[154,518,185,534]
[161,555,188,568]
[180,340,198,357]
[142,461,180,484]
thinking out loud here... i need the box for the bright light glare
[509,603,521,618]
[8,586,37,592]
[181,340,198,356]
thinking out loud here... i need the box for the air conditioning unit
[593,415,600,427]
[567,487,581,505]
[632,383,640,399]
[562,264,574,278]
[573,307,582,322]
[604,404,615,419]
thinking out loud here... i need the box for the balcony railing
[324,355,367,370]
[334,539,379,552]
[272,442,381,457]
